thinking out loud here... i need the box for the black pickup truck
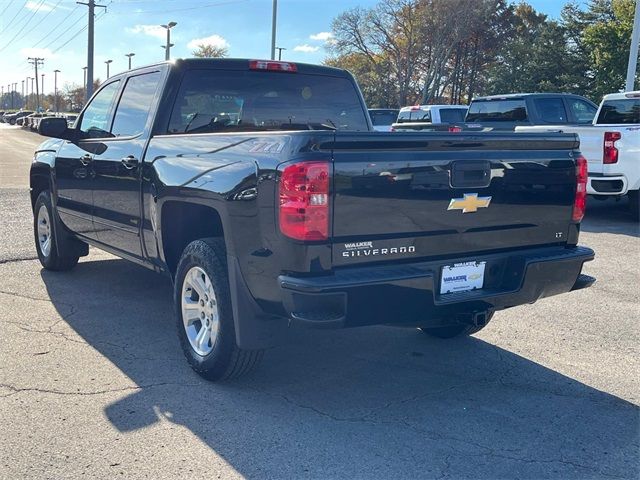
[31,58,595,381]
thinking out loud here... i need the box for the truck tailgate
[330,132,579,266]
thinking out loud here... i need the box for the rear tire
[174,238,263,381]
[419,313,493,339]
[33,191,80,271]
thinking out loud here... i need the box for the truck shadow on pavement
[581,196,639,237]
[41,259,639,479]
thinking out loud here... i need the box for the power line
[0,0,17,18]
[51,9,107,55]
[40,10,86,50]
[108,0,247,14]
[23,0,65,39]
[32,5,82,47]
[0,0,48,52]
[0,0,29,34]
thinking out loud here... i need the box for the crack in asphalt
[0,256,39,265]
[0,382,200,399]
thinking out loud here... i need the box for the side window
[533,98,568,124]
[111,72,162,137]
[440,109,467,123]
[79,81,120,138]
[567,98,597,124]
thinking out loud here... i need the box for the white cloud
[293,44,319,53]
[127,25,167,40]
[26,1,54,12]
[309,32,333,42]
[187,34,229,50]
[20,47,56,59]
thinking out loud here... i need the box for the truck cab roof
[118,58,352,80]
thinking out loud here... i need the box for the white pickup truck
[391,104,468,131]
[517,91,640,219]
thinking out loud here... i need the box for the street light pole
[41,74,45,109]
[125,52,135,70]
[160,22,177,60]
[270,0,277,60]
[82,66,87,97]
[54,69,60,113]
[105,59,112,78]
[275,46,286,61]
[626,0,640,91]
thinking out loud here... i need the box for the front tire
[174,238,263,381]
[33,191,80,271]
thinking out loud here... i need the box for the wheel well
[161,201,225,275]
[30,175,49,210]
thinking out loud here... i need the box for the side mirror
[38,117,73,140]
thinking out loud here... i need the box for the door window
[78,81,120,138]
[111,72,162,137]
[532,98,567,123]
[566,98,597,124]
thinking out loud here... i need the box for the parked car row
[0,110,34,125]
[0,110,78,130]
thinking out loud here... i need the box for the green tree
[192,44,228,58]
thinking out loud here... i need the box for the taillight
[572,155,588,223]
[279,161,329,241]
[603,131,621,164]
[448,126,462,132]
[249,60,297,73]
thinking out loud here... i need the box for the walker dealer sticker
[440,261,486,294]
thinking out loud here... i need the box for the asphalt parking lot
[0,123,638,479]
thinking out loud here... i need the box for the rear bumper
[588,174,628,196]
[278,246,595,328]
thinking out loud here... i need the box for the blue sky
[0,0,588,95]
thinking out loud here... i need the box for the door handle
[79,154,93,166]
[121,155,139,170]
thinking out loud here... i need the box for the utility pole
[28,57,44,111]
[125,52,135,70]
[78,0,106,102]
[270,0,277,60]
[275,46,286,61]
[160,22,177,60]
[626,0,640,91]
[10,84,14,110]
[54,70,60,113]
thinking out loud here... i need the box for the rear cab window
[168,69,369,134]
[369,110,398,126]
[396,109,431,123]
[597,99,640,124]
[466,99,527,122]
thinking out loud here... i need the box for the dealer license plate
[440,261,486,294]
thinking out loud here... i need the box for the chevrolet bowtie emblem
[448,193,492,213]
